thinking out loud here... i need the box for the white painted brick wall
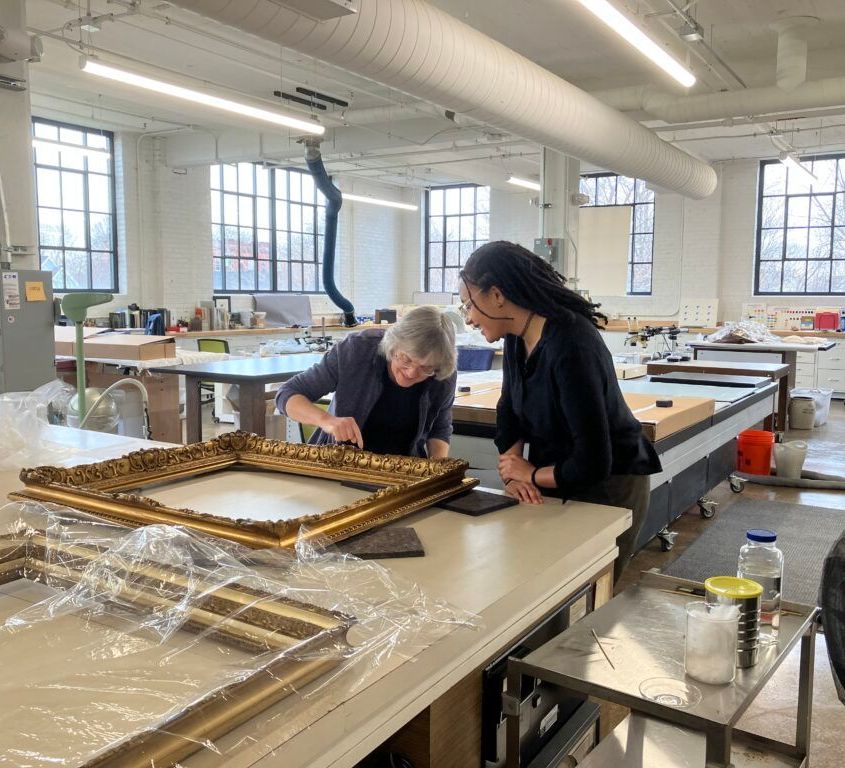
[103,137,845,327]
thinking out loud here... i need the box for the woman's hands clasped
[498,454,543,504]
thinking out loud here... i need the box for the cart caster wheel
[657,527,678,552]
[213,417,220,424]
[698,497,718,519]
[729,476,745,494]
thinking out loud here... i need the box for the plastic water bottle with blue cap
[737,529,783,646]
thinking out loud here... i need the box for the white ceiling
[19,0,845,190]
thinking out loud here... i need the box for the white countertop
[2,426,629,768]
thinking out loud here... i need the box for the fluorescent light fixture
[32,138,111,159]
[574,0,696,88]
[779,152,817,186]
[81,58,325,135]
[507,175,542,191]
[342,193,418,211]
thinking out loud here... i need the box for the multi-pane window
[425,184,490,293]
[210,163,325,293]
[756,156,845,295]
[579,173,655,295]
[32,119,117,291]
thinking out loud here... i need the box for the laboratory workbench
[449,370,778,552]
[1,425,630,768]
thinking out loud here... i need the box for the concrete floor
[617,400,845,766]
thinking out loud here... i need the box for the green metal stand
[60,293,113,421]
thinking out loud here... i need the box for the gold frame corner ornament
[12,432,478,548]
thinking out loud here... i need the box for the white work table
[2,426,628,768]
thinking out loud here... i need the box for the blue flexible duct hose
[305,146,357,327]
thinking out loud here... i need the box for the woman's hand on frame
[319,414,364,449]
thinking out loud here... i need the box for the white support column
[539,149,580,285]
[0,0,37,268]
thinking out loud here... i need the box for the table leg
[238,381,267,436]
[776,376,789,432]
[704,723,732,767]
[795,624,816,758]
[185,375,202,443]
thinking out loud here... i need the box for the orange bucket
[736,430,774,475]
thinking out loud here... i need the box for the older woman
[275,305,457,458]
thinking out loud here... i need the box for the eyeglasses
[392,351,437,378]
[457,297,474,320]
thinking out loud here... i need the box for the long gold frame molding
[11,432,478,548]
[0,524,351,767]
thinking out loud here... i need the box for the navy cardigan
[275,328,456,457]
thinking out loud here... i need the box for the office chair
[196,338,230,422]
[300,401,330,442]
[820,529,845,704]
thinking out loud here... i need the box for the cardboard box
[55,327,176,360]
[614,363,647,380]
[82,334,176,361]
[54,326,105,356]
[623,393,715,442]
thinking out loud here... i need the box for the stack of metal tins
[704,576,763,668]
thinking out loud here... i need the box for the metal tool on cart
[504,572,818,768]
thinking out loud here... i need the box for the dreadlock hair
[460,241,607,329]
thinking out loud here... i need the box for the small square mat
[438,489,519,516]
[337,526,425,559]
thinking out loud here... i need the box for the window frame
[424,183,490,294]
[579,171,655,296]
[211,163,325,294]
[754,154,845,296]
[32,117,119,293]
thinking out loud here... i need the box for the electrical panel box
[533,237,571,279]
[0,269,57,393]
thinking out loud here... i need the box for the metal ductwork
[167,0,717,199]
[599,76,845,125]
[773,17,817,91]
[303,139,356,327]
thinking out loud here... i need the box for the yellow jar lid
[704,576,763,598]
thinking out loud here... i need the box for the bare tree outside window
[425,184,490,293]
[33,118,117,292]
[579,172,655,295]
[211,164,325,293]
[756,156,845,295]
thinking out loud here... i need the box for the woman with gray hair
[276,306,457,458]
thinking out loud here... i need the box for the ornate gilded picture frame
[0,519,352,767]
[11,432,478,549]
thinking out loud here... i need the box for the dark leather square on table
[337,526,425,559]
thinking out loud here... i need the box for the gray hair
[379,305,457,380]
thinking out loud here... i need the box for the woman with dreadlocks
[458,241,661,581]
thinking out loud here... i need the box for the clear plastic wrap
[705,320,779,344]
[0,380,78,470]
[0,501,479,767]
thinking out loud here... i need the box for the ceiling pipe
[166,0,717,199]
[773,17,817,92]
[594,74,845,125]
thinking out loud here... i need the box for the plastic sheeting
[0,380,78,470]
[0,501,479,767]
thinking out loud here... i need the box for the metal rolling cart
[504,573,819,768]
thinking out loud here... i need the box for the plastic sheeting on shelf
[0,501,479,767]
